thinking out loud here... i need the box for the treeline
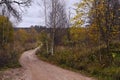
[37,0,120,80]
[0,16,16,69]
[0,16,42,69]
[0,0,32,69]
[0,14,69,69]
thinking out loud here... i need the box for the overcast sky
[17,0,80,27]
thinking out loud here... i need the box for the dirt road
[19,47,95,80]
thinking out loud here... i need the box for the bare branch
[0,0,32,21]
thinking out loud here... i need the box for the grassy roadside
[0,43,38,71]
[36,48,96,80]
[37,53,94,77]
[0,50,21,71]
[36,45,120,80]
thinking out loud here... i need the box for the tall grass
[37,44,120,80]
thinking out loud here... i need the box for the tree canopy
[0,15,14,48]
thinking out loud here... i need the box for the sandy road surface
[19,47,95,80]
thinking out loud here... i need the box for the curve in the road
[19,47,95,80]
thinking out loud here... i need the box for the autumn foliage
[37,0,120,80]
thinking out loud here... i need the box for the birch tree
[48,0,68,55]
[72,0,120,63]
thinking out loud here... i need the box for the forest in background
[0,0,120,80]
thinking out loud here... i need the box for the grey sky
[17,0,80,27]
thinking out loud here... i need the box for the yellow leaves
[72,12,84,28]
[72,0,94,28]
[0,16,7,23]
[72,21,83,28]
[70,27,87,42]
[15,29,28,43]
[0,16,12,27]
[0,16,14,46]
[72,12,84,27]
[87,24,100,42]
[77,0,94,8]
[73,13,84,20]
[77,1,86,8]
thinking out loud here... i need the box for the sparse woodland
[0,0,120,80]
[37,0,120,80]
